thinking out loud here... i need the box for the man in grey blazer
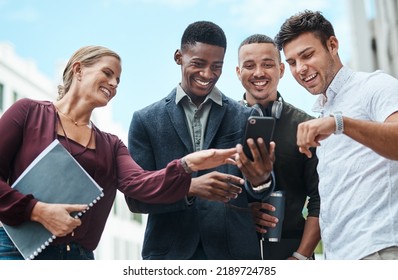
[126,21,274,259]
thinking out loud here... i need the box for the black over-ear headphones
[240,94,283,119]
[264,97,283,119]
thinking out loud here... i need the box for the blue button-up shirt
[313,67,398,259]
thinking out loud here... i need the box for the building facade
[348,0,398,78]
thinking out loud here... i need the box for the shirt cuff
[251,180,272,193]
[245,172,275,200]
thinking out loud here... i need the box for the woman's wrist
[180,157,193,174]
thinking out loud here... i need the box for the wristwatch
[252,181,272,193]
[251,177,272,193]
[180,157,193,174]
[330,111,344,135]
[292,251,314,260]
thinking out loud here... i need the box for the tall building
[348,0,398,77]
[0,42,146,260]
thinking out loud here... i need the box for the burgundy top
[0,99,191,250]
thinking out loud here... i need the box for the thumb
[64,204,88,214]
[299,146,312,158]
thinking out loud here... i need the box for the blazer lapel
[165,92,193,152]
[202,99,227,149]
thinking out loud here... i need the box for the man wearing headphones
[236,34,321,260]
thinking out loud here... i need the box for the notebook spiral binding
[28,192,104,260]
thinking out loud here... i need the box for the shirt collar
[312,66,353,114]
[327,66,353,97]
[175,84,223,106]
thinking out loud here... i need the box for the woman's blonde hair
[57,46,121,100]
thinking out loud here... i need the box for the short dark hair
[181,21,227,52]
[275,10,335,51]
[238,34,281,62]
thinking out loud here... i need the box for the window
[13,91,19,103]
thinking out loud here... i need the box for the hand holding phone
[243,116,275,161]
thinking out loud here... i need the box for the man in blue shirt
[275,10,398,259]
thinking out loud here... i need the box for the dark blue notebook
[2,139,103,260]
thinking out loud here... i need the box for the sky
[0,0,354,131]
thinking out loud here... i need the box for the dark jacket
[260,97,320,259]
[126,89,272,259]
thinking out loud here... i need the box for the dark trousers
[34,243,94,260]
[262,238,302,260]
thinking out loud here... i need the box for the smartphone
[242,116,275,161]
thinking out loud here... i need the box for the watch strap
[292,251,313,260]
[180,157,193,174]
[251,179,272,193]
[330,111,344,134]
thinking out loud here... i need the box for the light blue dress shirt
[312,67,398,259]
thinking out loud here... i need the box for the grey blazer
[126,88,271,259]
